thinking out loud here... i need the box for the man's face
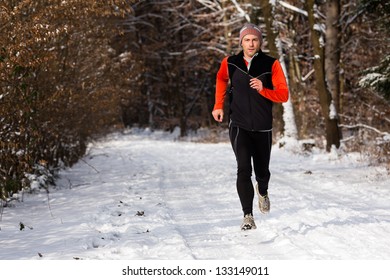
[241,34,260,58]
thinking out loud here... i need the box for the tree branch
[339,123,390,136]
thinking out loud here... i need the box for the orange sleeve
[259,60,289,103]
[213,57,229,111]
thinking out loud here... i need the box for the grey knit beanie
[239,23,262,44]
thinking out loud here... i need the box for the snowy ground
[1,129,390,261]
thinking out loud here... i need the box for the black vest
[227,51,276,131]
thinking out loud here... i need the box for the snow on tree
[359,55,390,100]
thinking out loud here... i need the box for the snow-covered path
[1,130,390,260]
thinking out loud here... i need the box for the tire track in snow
[134,141,235,259]
[139,142,197,259]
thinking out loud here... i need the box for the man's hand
[212,109,224,123]
[250,78,263,92]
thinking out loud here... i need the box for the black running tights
[229,126,272,215]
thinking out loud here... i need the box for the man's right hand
[212,109,224,123]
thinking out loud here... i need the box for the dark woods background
[1,0,389,200]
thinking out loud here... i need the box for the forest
[1,0,389,201]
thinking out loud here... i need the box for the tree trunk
[259,0,298,143]
[325,0,341,114]
[287,15,307,139]
[258,0,278,58]
[306,0,341,151]
[146,87,154,129]
[222,0,232,54]
[277,38,298,141]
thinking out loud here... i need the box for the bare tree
[325,0,341,114]
[306,0,341,151]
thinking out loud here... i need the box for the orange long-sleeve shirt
[213,56,289,111]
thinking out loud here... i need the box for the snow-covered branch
[279,0,308,17]
[231,0,251,22]
[339,123,390,136]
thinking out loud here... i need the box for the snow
[1,129,390,272]
[358,72,384,87]
[329,100,338,120]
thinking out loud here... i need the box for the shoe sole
[241,224,257,231]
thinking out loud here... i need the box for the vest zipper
[247,70,255,131]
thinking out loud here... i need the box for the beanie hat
[239,23,262,44]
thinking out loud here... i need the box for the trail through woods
[1,130,390,260]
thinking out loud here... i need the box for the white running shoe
[240,213,257,230]
[256,184,270,214]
